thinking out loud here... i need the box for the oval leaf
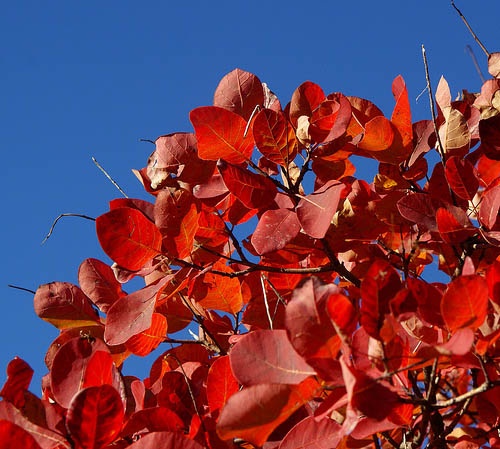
[190,106,254,164]
[96,207,162,272]
[66,385,124,449]
[441,275,489,333]
[230,329,316,386]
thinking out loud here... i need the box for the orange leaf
[357,115,395,151]
[96,207,162,272]
[188,262,243,314]
[190,106,254,164]
[253,108,298,166]
[391,75,413,148]
[125,313,167,356]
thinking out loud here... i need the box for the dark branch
[42,213,95,244]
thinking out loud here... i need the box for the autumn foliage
[3,47,500,449]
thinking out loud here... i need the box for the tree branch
[42,213,96,244]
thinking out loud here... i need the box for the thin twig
[139,138,155,145]
[451,1,489,57]
[92,156,128,198]
[466,45,486,83]
[421,45,446,161]
[7,285,36,295]
[260,274,273,330]
[42,213,95,244]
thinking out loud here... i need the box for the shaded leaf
[78,258,125,313]
[251,208,301,255]
[213,68,264,121]
[0,420,43,449]
[217,378,320,446]
[296,180,344,239]
[444,156,479,201]
[105,280,166,346]
[479,115,500,160]
[0,357,33,409]
[96,207,162,272]
[34,282,99,330]
[478,184,500,230]
[125,431,203,449]
[230,329,316,386]
[66,385,124,449]
[190,106,254,164]
[279,416,343,449]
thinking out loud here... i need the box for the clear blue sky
[1,1,499,388]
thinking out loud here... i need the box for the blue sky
[1,1,499,388]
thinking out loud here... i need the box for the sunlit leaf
[207,356,239,416]
[125,312,167,357]
[96,207,162,272]
[190,106,254,164]
[441,275,488,333]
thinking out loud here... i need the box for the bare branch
[7,284,36,295]
[92,156,128,198]
[421,45,446,162]
[42,213,95,244]
[451,1,489,57]
[466,45,486,83]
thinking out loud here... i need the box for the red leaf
[66,385,124,449]
[206,356,239,416]
[50,337,122,409]
[253,108,298,166]
[0,420,43,449]
[327,293,358,337]
[125,431,203,449]
[213,68,264,121]
[479,115,500,160]
[105,280,166,346]
[217,378,321,446]
[151,132,198,170]
[0,358,33,409]
[296,180,344,239]
[289,81,325,126]
[121,407,184,437]
[487,260,500,306]
[436,207,475,244]
[441,275,489,333]
[479,184,500,230]
[309,93,352,144]
[360,260,402,340]
[217,160,278,209]
[190,106,254,164]
[230,329,316,386]
[154,189,199,259]
[125,312,167,356]
[396,193,438,232]
[278,416,343,449]
[78,258,125,313]
[285,278,342,380]
[34,282,99,330]
[251,208,301,255]
[444,156,479,200]
[96,207,162,272]
[0,401,69,449]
